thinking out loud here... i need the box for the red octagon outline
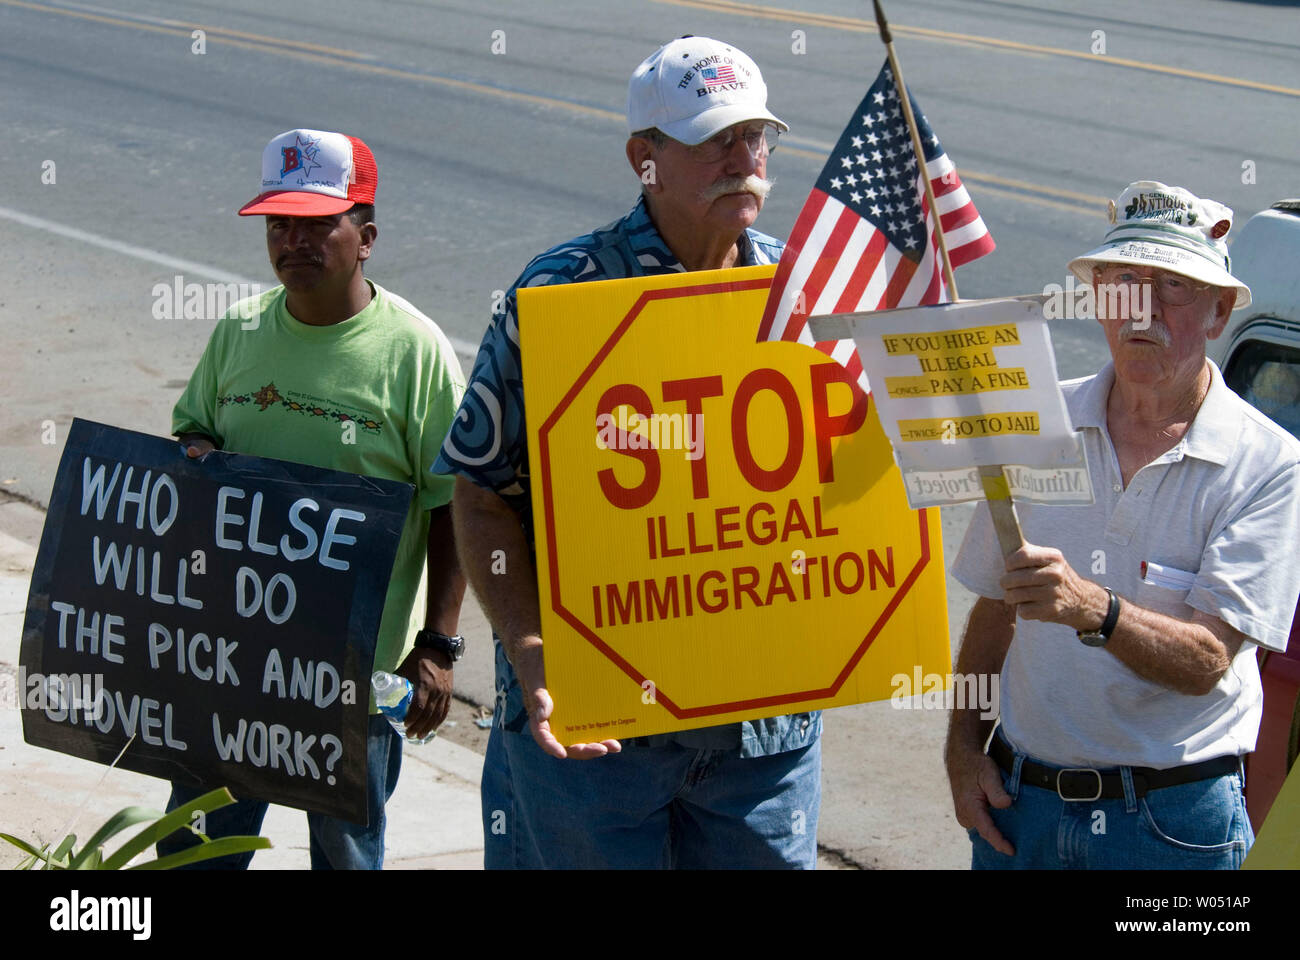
[536,277,933,719]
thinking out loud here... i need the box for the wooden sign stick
[873,0,1025,557]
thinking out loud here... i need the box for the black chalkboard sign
[19,420,412,823]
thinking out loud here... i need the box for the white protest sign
[814,295,1092,508]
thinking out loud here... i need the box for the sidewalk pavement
[0,499,485,870]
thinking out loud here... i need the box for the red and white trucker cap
[627,36,787,146]
[238,129,377,216]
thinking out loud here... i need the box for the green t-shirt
[172,281,465,698]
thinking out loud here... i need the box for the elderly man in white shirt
[945,181,1300,869]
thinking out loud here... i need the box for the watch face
[1079,631,1108,647]
[418,631,465,659]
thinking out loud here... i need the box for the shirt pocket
[1140,560,1197,591]
[1134,560,1197,618]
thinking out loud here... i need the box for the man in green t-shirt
[158,129,467,869]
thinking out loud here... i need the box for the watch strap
[415,629,465,660]
[1078,588,1121,645]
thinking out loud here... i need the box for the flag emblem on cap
[280,134,321,179]
[701,65,736,86]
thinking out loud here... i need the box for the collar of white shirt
[1066,359,1240,467]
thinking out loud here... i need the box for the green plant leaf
[2,833,49,869]
[0,832,46,859]
[68,807,162,869]
[132,835,272,871]
[29,843,55,869]
[76,846,104,870]
[43,834,77,870]
[100,787,237,871]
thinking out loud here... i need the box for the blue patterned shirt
[435,196,821,757]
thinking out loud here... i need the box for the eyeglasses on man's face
[684,122,780,163]
[1094,264,1212,307]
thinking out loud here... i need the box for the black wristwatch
[1078,588,1121,647]
[415,628,466,661]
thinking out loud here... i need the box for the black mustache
[277,254,323,268]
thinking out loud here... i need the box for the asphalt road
[3,0,1299,869]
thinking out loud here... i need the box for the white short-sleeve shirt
[952,360,1300,768]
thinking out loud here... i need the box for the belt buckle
[1056,768,1102,802]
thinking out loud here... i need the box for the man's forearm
[424,504,466,635]
[450,476,542,661]
[945,596,1015,763]
[1090,588,1243,696]
[1002,546,1245,698]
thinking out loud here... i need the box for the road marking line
[6,0,1104,215]
[1,0,623,120]
[41,0,376,57]
[651,0,1300,98]
[780,137,1105,214]
[0,204,253,284]
[953,181,1105,218]
[0,204,483,358]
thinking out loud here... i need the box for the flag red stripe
[758,189,830,340]
[831,230,889,314]
[879,254,919,310]
[931,176,961,198]
[919,249,944,303]
[940,202,979,232]
[948,232,996,267]
[792,205,863,331]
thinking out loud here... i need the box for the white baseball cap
[1068,180,1251,309]
[627,36,787,146]
[239,128,377,217]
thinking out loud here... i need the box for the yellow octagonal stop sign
[520,264,950,743]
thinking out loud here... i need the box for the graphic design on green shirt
[217,381,385,434]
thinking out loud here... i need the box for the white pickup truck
[1207,200,1300,830]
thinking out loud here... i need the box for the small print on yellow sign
[519,264,950,744]
[880,323,1021,356]
[884,367,1029,398]
[899,411,1043,442]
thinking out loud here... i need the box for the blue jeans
[482,721,821,869]
[970,736,1253,870]
[157,714,403,870]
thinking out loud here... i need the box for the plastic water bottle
[372,671,435,744]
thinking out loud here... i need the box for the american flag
[758,61,995,386]
[702,65,736,86]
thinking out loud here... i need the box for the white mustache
[699,175,773,203]
[1119,320,1171,347]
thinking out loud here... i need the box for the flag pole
[872,0,959,302]
[872,0,1024,556]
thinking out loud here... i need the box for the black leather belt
[990,735,1240,801]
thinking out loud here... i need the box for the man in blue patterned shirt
[435,36,821,868]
